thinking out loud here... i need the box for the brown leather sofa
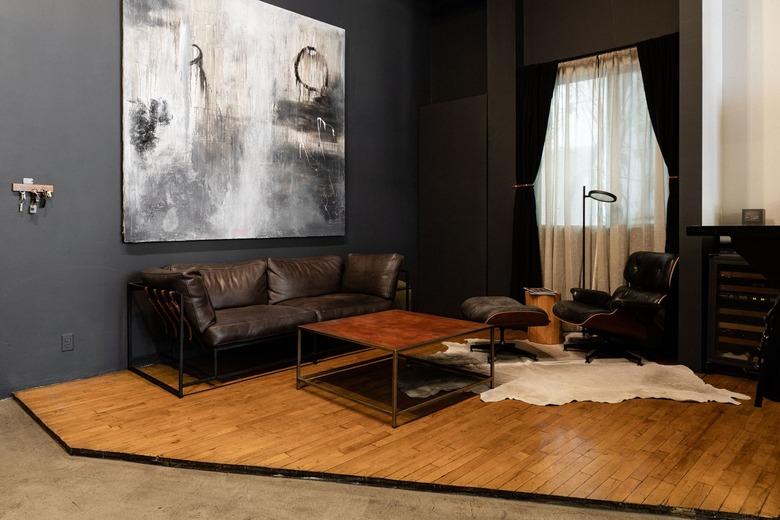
[140,253,404,349]
[132,253,404,397]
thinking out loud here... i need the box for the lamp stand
[579,187,617,292]
[581,186,587,289]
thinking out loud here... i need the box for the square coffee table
[296,310,494,427]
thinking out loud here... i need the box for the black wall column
[678,0,706,370]
[486,0,517,297]
[418,97,488,316]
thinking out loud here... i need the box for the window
[536,48,667,294]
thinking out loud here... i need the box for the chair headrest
[623,251,679,293]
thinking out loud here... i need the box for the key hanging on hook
[28,192,39,214]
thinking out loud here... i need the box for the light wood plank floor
[15,347,780,518]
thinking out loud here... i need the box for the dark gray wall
[431,0,486,103]
[418,96,487,316]
[486,0,516,297]
[523,0,679,64]
[420,0,515,313]
[0,0,430,397]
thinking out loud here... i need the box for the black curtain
[637,33,679,254]
[511,61,558,299]
[637,33,680,355]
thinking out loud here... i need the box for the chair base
[562,333,598,352]
[563,334,644,365]
[470,340,538,361]
[585,344,643,365]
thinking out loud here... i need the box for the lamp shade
[587,189,618,203]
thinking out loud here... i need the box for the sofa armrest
[141,268,216,334]
[570,288,612,308]
[342,253,404,300]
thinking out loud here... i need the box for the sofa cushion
[140,268,216,334]
[267,255,343,304]
[281,293,393,322]
[342,253,404,300]
[199,261,268,309]
[166,259,268,309]
[203,305,316,347]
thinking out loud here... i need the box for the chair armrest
[609,297,664,313]
[570,288,612,308]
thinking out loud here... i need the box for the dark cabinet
[707,254,777,373]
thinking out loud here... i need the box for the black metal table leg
[391,351,399,428]
[489,327,495,388]
[126,284,133,369]
[296,329,304,390]
[177,293,185,398]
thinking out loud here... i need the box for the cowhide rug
[399,339,750,406]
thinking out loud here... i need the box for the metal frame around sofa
[126,271,411,398]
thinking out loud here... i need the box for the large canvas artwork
[122,0,345,242]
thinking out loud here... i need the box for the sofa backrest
[166,259,268,310]
[267,255,343,304]
[622,252,678,293]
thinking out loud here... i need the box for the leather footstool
[461,296,550,360]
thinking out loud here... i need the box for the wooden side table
[524,289,561,345]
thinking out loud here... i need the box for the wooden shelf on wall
[11,183,54,194]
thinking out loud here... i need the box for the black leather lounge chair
[552,251,679,365]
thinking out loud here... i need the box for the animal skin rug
[399,339,750,406]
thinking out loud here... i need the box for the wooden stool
[524,289,561,345]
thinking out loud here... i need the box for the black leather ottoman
[461,296,550,360]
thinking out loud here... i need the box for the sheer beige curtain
[537,48,667,298]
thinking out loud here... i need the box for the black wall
[678,0,706,370]
[523,0,679,65]
[431,0,486,103]
[0,0,431,397]
[417,0,489,316]
[486,0,517,298]
[418,96,487,316]
[421,0,518,314]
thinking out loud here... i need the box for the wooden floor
[15,346,780,519]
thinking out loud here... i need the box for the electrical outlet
[61,333,74,352]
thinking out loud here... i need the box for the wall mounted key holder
[12,179,54,214]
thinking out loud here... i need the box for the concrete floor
[0,398,674,520]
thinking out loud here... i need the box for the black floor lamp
[581,186,618,289]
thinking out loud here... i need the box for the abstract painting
[122,0,345,242]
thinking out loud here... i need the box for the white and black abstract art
[122,0,345,242]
